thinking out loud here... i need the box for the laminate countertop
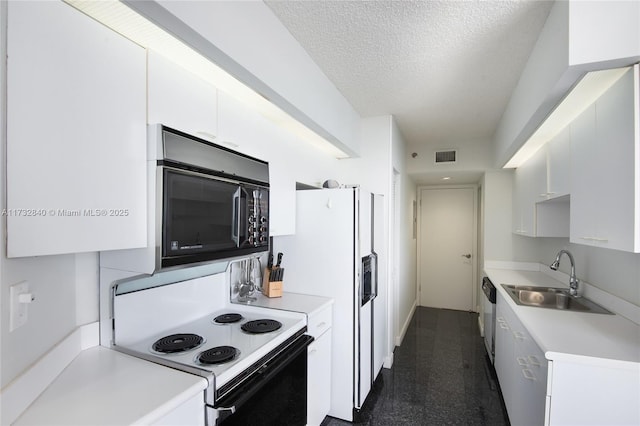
[13,346,207,426]
[232,291,334,316]
[485,267,640,367]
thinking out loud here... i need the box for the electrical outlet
[10,281,30,332]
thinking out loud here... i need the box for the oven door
[212,335,313,426]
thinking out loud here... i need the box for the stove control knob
[260,216,268,224]
[248,215,255,223]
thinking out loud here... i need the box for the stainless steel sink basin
[501,284,612,314]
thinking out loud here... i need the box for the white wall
[0,1,96,389]
[391,119,417,347]
[482,170,515,261]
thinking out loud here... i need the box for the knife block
[262,268,283,298]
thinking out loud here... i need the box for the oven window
[163,170,239,256]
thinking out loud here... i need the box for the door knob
[461,254,471,259]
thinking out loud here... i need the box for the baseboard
[383,353,394,369]
[0,322,99,425]
[395,300,417,347]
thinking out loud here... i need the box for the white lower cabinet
[151,393,204,426]
[306,304,333,426]
[495,293,547,426]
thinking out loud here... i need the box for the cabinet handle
[538,192,557,197]
[499,322,509,330]
[316,322,326,329]
[522,369,536,381]
[528,355,541,366]
[517,356,529,366]
[513,331,526,341]
[309,348,317,355]
[497,317,505,323]
[581,236,609,242]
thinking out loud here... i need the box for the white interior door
[419,187,475,311]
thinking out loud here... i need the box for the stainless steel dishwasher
[481,276,497,363]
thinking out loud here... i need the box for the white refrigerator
[275,187,386,422]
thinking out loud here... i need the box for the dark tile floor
[321,307,510,426]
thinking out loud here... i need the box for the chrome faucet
[550,250,579,297]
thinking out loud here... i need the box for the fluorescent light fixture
[64,0,349,159]
[504,66,630,168]
[442,176,451,181]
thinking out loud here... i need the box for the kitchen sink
[501,284,612,314]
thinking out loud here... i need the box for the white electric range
[109,269,310,425]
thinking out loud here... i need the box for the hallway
[322,307,509,425]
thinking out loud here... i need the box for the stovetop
[116,305,306,389]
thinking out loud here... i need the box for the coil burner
[213,313,244,324]
[197,346,239,365]
[152,333,204,354]
[241,319,282,334]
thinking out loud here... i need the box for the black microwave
[154,126,269,268]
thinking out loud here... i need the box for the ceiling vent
[435,150,457,164]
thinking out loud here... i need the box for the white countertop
[233,291,334,316]
[485,268,640,367]
[14,346,207,426]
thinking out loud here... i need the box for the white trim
[0,322,99,425]
[383,353,394,369]
[395,300,417,347]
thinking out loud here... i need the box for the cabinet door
[570,68,638,252]
[308,330,332,426]
[494,296,515,410]
[546,126,571,198]
[570,103,598,244]
[512,147,546,236]
[496,294,548,426]
[148,51,218,139]
[7,1,146,257]
[592,68,636,251]
[218,92,296,236]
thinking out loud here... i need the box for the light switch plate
[10,281,29,332]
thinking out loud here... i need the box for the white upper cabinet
[217,92,296,236]
[513,129,571,238]
[6,1,147,257]
[545,126,571,199]
[512,147,546,236]
[570,66,639,252]
[147,51,218,139]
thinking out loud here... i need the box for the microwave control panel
[247,189,269,247]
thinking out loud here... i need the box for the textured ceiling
[266,0,554,158]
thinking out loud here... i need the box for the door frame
[416,184,479,312]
